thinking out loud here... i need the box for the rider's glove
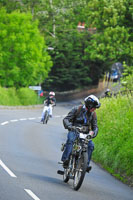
[68,125,76,131]
[88,131,94,138]
[79,127,85,132]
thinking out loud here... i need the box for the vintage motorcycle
[57,127,92,191]
[42,104,55,124]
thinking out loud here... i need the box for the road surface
[0,103,132,200]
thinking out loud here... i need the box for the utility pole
[49,0,56,37]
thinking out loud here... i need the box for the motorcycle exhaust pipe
[57,170,64,175]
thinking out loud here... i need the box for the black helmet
[84,95,101,109]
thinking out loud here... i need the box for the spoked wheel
[63,167,70,183]
[43,111,48,124]
[63,156,72,183]
[73,152,88,191]
[46,113,49,124]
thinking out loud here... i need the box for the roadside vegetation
[0,87,43,106]
[93,67,133,186]
[0,0,132,91]
[0,8,52,88]
[93,94,133,186]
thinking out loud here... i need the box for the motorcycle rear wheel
[73,152,88,191]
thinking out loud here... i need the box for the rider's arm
[63,106,78,130]
[44,100,47,105]
[44,96,49,105]
[90,112,98,138]
[52,98,56,106]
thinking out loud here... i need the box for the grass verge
[93,95,133,187]
[0,87,44,105]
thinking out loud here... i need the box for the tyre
[63,167,70,183]
[73,152,88,191]
[43,111,48,124]
[63,156,72,183]
[45,113,49,124]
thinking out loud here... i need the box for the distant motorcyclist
[61,95,101,172]
[104,88,112,98]
[41,91,56,122]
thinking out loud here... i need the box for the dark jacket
[45,96,56,106]
[63,105,98,137]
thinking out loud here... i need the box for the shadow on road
[22,172,67,187]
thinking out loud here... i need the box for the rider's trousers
[41,105,53,119]
[61,131,94,166]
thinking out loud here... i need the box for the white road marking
[62,115,66,117]
[24,189,40,200]
[0,115,64,126]
[0,159,17,178]
[28,118,36,120]
[1,121,9,125]
[19,118,27,121]
[10,119,18,122]
[0,114,65,199]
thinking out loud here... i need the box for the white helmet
[49,91,55,96]
[84,95,101,109]
[106,88,110,92]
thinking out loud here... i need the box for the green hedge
[0,87,44,105]
[93,95,133,186]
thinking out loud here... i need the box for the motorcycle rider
[41,91,56,122]
[61,95,101,172]
[104,88,112,98]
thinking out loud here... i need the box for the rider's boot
[63,159,69,168]
[86,166,92,173]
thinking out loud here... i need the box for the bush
[17,88,44,105]
[0,87,44,105]
[0,87,20,105]
[7,88,20,105]
[93,95,133,186]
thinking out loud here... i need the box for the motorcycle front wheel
[73,152,88,191]
[63,156,72,183]
[43,111,48,124]
[63,167,70,183]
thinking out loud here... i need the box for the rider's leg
[86,140,94,172]
[87,140,94,165]
[61,131,77,163]
[48,105,52,117]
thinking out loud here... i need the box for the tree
[0,9,52,88]
[1,0,132,91]
[85,0,133,66]
[42,30,92,91]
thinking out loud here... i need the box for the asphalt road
[0,103,132,200]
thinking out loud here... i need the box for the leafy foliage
[0,8,52,88]
[0,86,44,105]
[17,88,40,105]
[85,0,133,65]
[0,0,132,91]
[43,30,92,91]
[93,95,133,185]
[0,87,20,105]
[120,63,133,92]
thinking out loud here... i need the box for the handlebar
[75,127,92,139]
